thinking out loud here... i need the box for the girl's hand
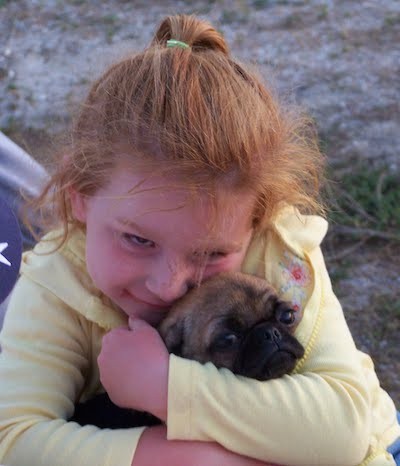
[98,319,169,421]
[133,425,281,466]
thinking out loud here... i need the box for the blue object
[0,197,22,305]
[0,131,48,250]
[387,411,400,465]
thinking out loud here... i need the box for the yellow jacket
[0,208,398,466]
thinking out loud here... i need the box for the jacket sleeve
[166,240,372,466]
[0,276,145,466]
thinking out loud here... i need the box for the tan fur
[158,271,303,374]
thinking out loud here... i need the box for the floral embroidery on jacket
[279,251,312,312]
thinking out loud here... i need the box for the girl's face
[71,165,255,326]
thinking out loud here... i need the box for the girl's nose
[145,257,195,304]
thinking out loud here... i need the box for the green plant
[384,13,400,28]
[317,4,328,21]
[326,165,400,242]
[360,293,400,353]
[328,259,351,285]
[252,0,270,9]
[282,13,303,29]
[0,116,18,136]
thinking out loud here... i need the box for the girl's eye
[193,250,227,261]
[208,251,227,259]
[122,233,155,248]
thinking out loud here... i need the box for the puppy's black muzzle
[234,321,304,381]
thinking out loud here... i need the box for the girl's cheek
[107,234,153,276]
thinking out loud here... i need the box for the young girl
[0,14,398,466]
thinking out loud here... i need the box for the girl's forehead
[98,166,255,242]
[100,165,255,219]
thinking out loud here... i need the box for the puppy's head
[158,272,304,381]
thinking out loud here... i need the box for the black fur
[71,392,161,429]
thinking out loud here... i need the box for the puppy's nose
[264,327,282,343]
[250,323,282,347]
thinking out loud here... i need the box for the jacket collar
[21,227,127,331]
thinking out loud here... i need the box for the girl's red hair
[24,14,325,249]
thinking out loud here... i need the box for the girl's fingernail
[128,317,147,330]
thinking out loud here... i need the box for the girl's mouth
[122,289,170,309]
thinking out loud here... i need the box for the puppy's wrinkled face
[158,272,305,381]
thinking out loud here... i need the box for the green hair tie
[166,39,190,49]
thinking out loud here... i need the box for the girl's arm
[100,249,372,466]
[132,425,279,466]
[98,323,282,466]
[165,250,372,466]
[0,277,143,466]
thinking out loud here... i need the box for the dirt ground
[1,0,399,406]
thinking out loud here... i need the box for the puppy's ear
[158,315,186,356]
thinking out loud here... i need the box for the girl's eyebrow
[115,217,145,233]
[116,217,135,226]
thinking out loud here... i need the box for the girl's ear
[69,187,88,223]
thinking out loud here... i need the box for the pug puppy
[160,271,304,379]
[71,272,304,428]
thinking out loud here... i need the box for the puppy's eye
[278,309,296,326]
[213,333,240,351]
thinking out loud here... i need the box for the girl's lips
[123,290,170,309]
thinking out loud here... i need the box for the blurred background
[1,0,399,405]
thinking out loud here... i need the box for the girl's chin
[118,290,170,326]
[123,306,168,327]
